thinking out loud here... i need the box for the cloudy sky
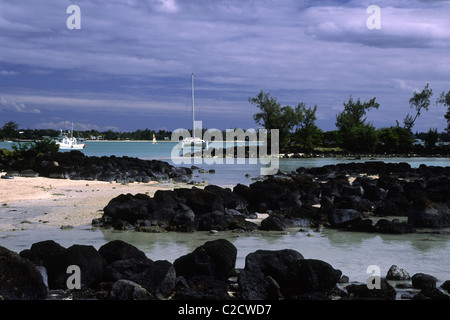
[1,0,449,133]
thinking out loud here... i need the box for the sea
[0,140,449,289]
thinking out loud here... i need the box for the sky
[1,0,450,133]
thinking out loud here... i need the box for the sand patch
[0,176,184,231]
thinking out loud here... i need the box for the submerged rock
[386,265,410,280]
[411,273,437,290]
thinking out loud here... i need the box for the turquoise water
[2,140,448,186]
[1,140,450,292]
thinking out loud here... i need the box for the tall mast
[191,73,195,138]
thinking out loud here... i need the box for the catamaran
[179,73,208,150]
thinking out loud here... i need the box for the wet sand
[0,176,183,232]
[0,173,377,232]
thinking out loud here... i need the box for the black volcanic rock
[173,239,237,281]
[0,246,48,300]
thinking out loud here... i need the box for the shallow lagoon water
[0,141,449,289]
[1,223,449,287]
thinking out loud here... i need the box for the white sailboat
[55,123,86,150]
[179,73,208,150]
[153,134,158,144]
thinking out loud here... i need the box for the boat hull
[58,144,85,150]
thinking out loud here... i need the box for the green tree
[424,128,439,149]
[104,130,120,140]
[249,91,297,147]
[345,125,378,153]
[377,126,413,153]
[403,83,433,131]
[335,96,380,152]
[293,104,322,149]
[12,138,59,157]
[321,130,341,147]
[436,90,450,133]
[1,121,19,139]
[377,127,399,152]
[394,126,414,151]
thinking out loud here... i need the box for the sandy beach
[0,172,377,232]
[0,176,182,232]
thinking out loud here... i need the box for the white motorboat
[55,125,85,150]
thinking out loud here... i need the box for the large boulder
[244,249,341,298]
[425,176,450,202]
[408,200,450,228]
[355,179,385,202]
[411,273,437,290]
[333,195,372,212]
[259,214,290,231]
[373,199,405,217]
[374,219,416,234]
[246,178,303,215]
[403,180,428,202]
[98,240,150,264]
[173,239,237,281]
[197,211,257,232]
[174,275,230,300]
[102,193,154,224]
[43,244,106,289]
[328,209,362,228]
[412,288,450,300]
[386,265,410,281]
[237,270,281,300]
[285,259,342,297]
[130,260,176,299]
[99,240,153,282]
[19,240,66,266]
[204,185,248,213]
[110,280,154,300]
[175,187,224,215]
[102,258,153,282]
[0,246,48,300]
[441,280,450,294]
[346,278,397,300]
[244,249,304,280]
[153,190,184,209]
[169,206,197,232]
[232,184,255,210]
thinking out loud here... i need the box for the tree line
[1,84,449,154]
[249,84,450,153]
[0,123,172,142]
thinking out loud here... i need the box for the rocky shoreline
[0,150,192,183]
[1,238,449,300]
[1,159,449,300]
[94,161,450,234]
[186,144,450,159]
